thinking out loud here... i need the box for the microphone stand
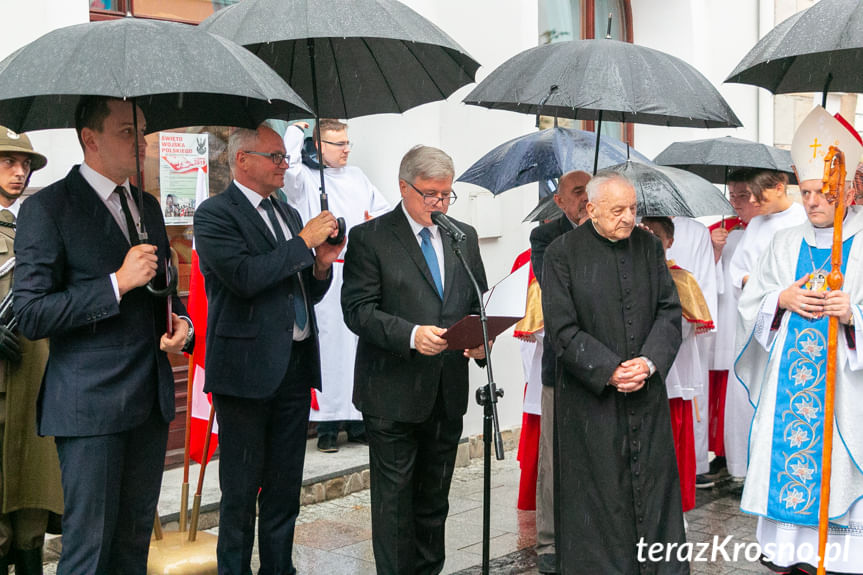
[447,234,504,575]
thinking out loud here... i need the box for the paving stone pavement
[42,455,770,574]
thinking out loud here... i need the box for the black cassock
[542,223,687,575]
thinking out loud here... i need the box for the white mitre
[791,106,863,183]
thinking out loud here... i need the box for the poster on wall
[159,132,209,225]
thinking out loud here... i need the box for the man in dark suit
[342,145,487,574]
[193,123,342,575]
[13,96,192,574]
[528,169,589,575]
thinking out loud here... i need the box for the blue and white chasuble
[765,239,851,526]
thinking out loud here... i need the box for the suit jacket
[529,216,574,287]
[529,215,574,387]
[341,204,487,423]
[193,183,330,399]
[13,166,185,437]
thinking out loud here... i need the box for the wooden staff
[817,145,846,575]
[189,403,216,543]
[180,353,195,533]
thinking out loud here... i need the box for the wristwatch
[179,316,195,353]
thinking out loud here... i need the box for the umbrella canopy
[463,38,741,128]
[654,136,796,184]
[457,126,651,195]
[605,160,735,218]
[200,0,479,119]
[0,17,311,134]
[726,0,863,94]
[524,194,563,223]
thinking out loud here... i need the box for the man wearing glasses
[193,123,343,574]
[283,119,390,453]
[342,145,488,574]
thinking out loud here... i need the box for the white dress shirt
[80,161,141,302]
[401,203,445,349]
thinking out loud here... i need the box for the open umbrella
[654,136,796,184]
[0,17,311,133]
[200,0,481,244]
[725,0,863,97]
[457,126,650,195]
[523,194,563,223]
[200,0,479,118]
[605,160,734,218]
[463,37,740,173]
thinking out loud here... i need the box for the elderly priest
[541,171,685,574]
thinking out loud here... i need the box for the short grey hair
[398,145,454,183]
[586,170,633,202]
[227,122,279,171]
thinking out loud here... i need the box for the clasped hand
[609,358,650,393]
[779,275,852,324]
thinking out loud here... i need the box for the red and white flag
[188,167,218,464]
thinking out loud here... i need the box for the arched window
[538,0,634,145]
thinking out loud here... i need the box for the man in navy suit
[193,123,343,575]
[13,96,192,574]
[342,145,487,574]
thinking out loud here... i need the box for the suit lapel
[226,184,277,249]
[68,168,133,258]
[272,198,301,238]
[388,205,441,298]
[441,231,458,305]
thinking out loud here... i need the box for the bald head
[554,170,591,224]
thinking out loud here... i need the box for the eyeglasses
[243,150,290,166]
[321,140,353,150]
[405,180,457,206]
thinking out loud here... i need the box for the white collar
[401,201,439,238]
[3,198,21,218]
[233,179,274,209]
[80,161,130,202]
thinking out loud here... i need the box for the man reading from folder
[342,145,487,574]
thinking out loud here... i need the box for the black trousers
[213,338,314,575]
[364,389,463,575]
[54,404,168,575]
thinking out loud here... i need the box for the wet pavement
[42,442,768,574]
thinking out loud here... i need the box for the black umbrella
[726,0,863,97]
[523,194,563,223]
[0,17,311,133]
[463,38,740,173]
[201,0,479,244]
[200,0,479,118]
[457,126,650,195]
[606,160,735,218]
[463,38,741,128]
[654,136,796,184]
[0,17,311,300]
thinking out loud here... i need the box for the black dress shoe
[695,474,715,488]
[347,431,368,445]
[317,435,339,453]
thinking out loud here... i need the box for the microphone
[430,211,466,242]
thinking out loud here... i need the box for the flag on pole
[188,167,218,464]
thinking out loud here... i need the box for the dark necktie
[261,197,307,330]
[419,227,443,298]
[115,186,140,245]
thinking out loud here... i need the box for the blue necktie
[262,198,307,329]
[419,227,443,299]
